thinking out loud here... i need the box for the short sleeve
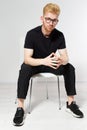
[24,31,34,49]
[58,33,66,49]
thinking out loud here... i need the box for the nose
[49,21,54,25]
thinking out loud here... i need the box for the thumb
[49,52,55,57]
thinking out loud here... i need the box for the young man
[13,3,84,126]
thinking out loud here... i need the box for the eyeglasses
[44,17,58,25]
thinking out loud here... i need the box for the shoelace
[15,109,24,117]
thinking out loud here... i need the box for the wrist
[40,59,44,65]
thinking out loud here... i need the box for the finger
[51,60,58,63]
[51,62,58,67]
[51,57,56,60]
[50,65,57,69]
[49,52,55,57]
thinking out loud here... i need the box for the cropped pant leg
[40,63,76,96]
[63,63,76,96]
[17,63,41,99]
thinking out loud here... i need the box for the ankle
[18,98,24,109]
[67,96,74,105]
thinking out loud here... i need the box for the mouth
[47,24,54,28]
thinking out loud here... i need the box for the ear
[40,16,44,23]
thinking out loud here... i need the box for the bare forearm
[24,57,44,66]
[59,55,69,65]
[62,59,68,65]
[58,48,69,65]
[24,52,58,69]
[24,52,68,69]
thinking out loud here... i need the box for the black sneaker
[13,107,24,126]
[66,101,84,118]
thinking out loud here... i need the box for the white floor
[0,81,87,130]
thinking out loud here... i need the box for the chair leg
[57,76,61,110]
[46,79,48,99]
[28,78,33,114]
[15,97,17,104]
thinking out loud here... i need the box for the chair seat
[31,72,58,78]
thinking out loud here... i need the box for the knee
[20,63,32,71]
[65,63,75,72]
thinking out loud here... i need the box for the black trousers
[17,63,76,99]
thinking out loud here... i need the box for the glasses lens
[45,17,58,24]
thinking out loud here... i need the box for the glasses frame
[44,17,58,25]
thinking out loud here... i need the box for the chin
[47,26,53,30]
[48,28,54,32]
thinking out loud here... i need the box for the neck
[41,25,51,37]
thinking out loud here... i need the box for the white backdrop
[0,0,87,83]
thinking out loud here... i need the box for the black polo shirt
[24,26,66,58]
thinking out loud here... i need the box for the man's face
[41,12,58,33]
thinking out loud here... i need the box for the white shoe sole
[66,108,82,118]
[13,120,24,126]
[13,115,25,126]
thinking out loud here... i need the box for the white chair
[28,72,61,114]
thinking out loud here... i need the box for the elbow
[24,60,28,65]
[63,57,69,65]
[24,58,29,65]
[66,57,69,63]
[65,58,69,65]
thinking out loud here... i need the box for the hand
[42,53,61,69]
